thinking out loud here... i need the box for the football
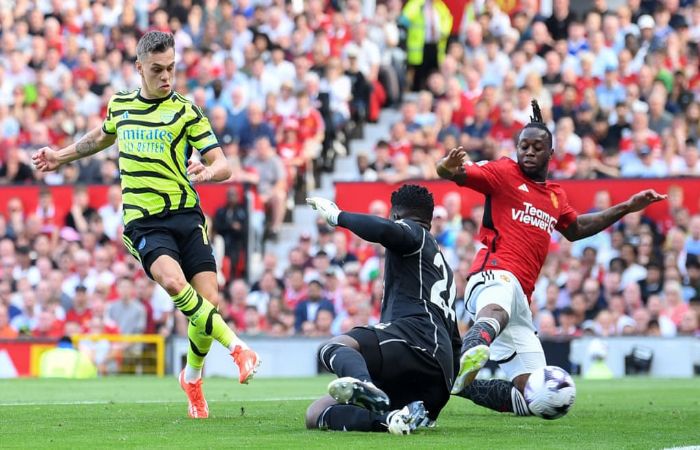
[524,366,577,420]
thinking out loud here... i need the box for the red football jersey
[462,158,578,298]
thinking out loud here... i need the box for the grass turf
[0,376,698,449]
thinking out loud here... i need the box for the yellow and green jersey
[101,89,219,226]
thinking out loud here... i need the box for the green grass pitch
[0,376,698,449]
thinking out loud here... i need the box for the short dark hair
[136,31,175,61]
[390,184,434,223]
[520,99,553,147]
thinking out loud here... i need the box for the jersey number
[430,253,456,321]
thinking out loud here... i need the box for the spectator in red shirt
[488,101,524,159]
[32,310,64,339]
[71,48,97,86]
[66,285,92,332]
[283,267,308,309]
[226,280,249,332]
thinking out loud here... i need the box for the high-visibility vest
[39,348,98,379]
[402,0,453,66]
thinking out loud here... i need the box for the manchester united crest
[550,192,559,209]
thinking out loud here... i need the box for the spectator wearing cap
[621,144,668,178]
[431,205,457,249]
[344,46,372,128]
[294,279,334,333]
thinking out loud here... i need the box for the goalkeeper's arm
[306,197,416,253]
[337,212,417,253]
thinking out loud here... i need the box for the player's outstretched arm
[32,126,116,172]
[436,146,468,186]
[187,147,232,183]
[561,189,667,241]
[306,197,417,252]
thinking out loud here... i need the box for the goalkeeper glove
[306,197,341,227]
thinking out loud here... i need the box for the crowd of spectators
[1,0,700,353]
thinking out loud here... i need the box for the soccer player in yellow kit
[32,31,260,419]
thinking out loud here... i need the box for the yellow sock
[171,284,236,349]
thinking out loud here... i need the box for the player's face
[137,48,175,99]
[517,127,553,182]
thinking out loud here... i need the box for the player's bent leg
[454,379,530,416]
[453,278,513,394]
[318,335,366,379]
[306,395,425,433]
[190,271,260,385]
[306,395,337,429]
[319,332,390,413]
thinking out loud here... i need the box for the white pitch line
[0,396,318,407]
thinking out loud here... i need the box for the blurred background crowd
[0,0,699,359]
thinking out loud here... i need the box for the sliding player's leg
[454,295,545,417]
[452,270,517,394]
[305,395,428,434]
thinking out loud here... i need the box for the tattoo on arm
[75,137,99,156]
[73,128,112,158]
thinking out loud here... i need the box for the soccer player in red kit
[437,100,666,417]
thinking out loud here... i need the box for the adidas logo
[518,184,529,192]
